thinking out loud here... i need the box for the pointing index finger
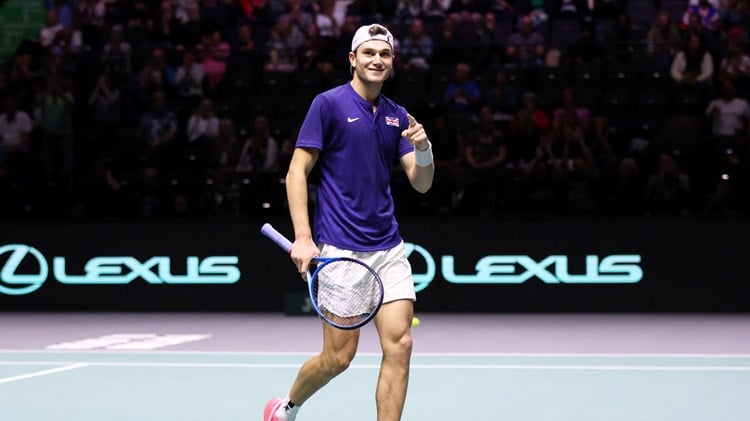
[407,114,416,127]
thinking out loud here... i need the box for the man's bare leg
[374,299,414,421]
[286,320,360,405]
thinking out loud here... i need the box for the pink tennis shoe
[264,398,294,421]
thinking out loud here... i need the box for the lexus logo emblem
[0,244,48,295]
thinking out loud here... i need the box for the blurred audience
[1,0,750,219]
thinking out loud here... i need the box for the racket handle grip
[261,223,293,253]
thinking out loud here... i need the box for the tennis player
[264,23,435,421]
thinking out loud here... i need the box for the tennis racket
[261,223,384,330]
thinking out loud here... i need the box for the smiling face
[349,39,393,85]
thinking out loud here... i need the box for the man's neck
[351,77,382,105]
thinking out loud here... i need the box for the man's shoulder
[378,93,402,110]
[307,85,351,117]
[317,83,349,100]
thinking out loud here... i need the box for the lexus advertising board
[0,219,747,311]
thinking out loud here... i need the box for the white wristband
[414,141,433,167]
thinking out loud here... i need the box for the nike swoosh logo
[347,117,360,123]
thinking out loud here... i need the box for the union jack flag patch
[385,116,400,127]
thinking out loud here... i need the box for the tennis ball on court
[411,317,420,328]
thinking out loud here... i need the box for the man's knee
[321,349,355,376]
[383,332,413,359]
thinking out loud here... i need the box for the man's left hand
[402,114,429,151]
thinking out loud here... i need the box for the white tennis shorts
[318,241,416,304]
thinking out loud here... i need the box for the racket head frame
[261,223,385,329]
[307,256,384,330]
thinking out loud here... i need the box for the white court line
[1,349,750,358]
[0,363,89,384]
[1,361,750,372]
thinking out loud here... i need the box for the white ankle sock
[281,396,299,417]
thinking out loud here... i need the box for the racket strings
[313,259,382,325]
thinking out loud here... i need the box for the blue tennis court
[2,313,750,420]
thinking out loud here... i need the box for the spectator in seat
[464,106,508,217]
[520,141,566,213]
[681,0,721,33]
[443,62,482,130]
[9,52,42,110]
[472,11,506,70]
[298,22,335,74]
[137,90,178,171]
[671,34,714,105]
[236,115,280,174]
[174,0,203,50]
[433,14,469,65]
[36,77,74,189]
[705,79,749,175]
[559,121,601,213]
[427,113,467,213]
[186,97,220,166]
[152,0,181,51]
[394,0,423,23]
[332,15,360,65]
[44,0,73,29]
[77,0,106,50]
[553,87,591,134]
[264,16,306,73]
[587,115,619,185]
[313,0,339,39]
[136,47,176,101]
[511,91,551,140]
[400,18,434,70]
[718,39,750,98]
[507,14,545,67]
[174,49,205,109]
[40,9,64,49]
[87,72,122,155]
[101,25,132,85]
[484,68,520,120]
[202,32,231,95]
[567,18,605,64]
[206,118,242,216]
[0,96,34,182]
[681,11,719,56]
[281,0,315,35]
[212,117,241,173]
[722,0,750,40]
[608,156,646,214]
[648,11,682,70]
[645,153,693,215]
[423,0,451,21]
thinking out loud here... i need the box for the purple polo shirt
[296,82,414,251]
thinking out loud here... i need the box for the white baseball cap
[351,24,394,52]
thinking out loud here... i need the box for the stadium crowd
[1,0,750,219]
